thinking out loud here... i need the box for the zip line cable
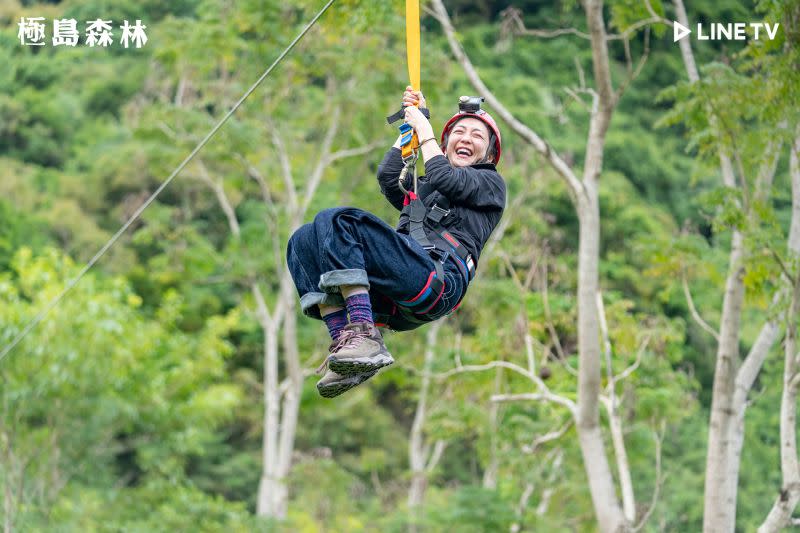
[0,0,338,364]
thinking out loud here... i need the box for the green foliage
[0,0,797,531]
[427,485,516,532]
[46,481,269,532]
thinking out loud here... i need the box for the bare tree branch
[492,392,577,414]
[596,291,637,522]
[300,104,341,221]
[564,87,593,114]
[233,152,283,263]
[429,0,585,203]
[682,274,721,342]
[541,257,575,375]
[501,251,526,293]
[614,26,651,102]
[607,16,663,41]
[596,290,615,399]
[523,245,543,293]
[524,330,536,377]
[536,450,564,516]
[644,0,672,26]
[509,482,536,533]
[327,140,384,163]
[671,0,699,82]
[614,335,650,385]
[409,321,445,524]
[522,419,574,454]
[497,7,592,40]
[196,159,241,238]
[235,152,274,208]
[436,359,534,382]
[499,6,662,43]
[251,282,272,326]
[575,56,588,90]
[790,132,800,252]
[425,440,447,473]
[633,424,667,532]
[584,0,616,113]
[267,119,298,211]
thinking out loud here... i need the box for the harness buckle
[427,248,449,264]
[427,204,450,224]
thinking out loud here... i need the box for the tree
[657,0,800,530]
[429,0,661,529]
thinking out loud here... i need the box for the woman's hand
[402,85,427,110]
[404,105,434,141]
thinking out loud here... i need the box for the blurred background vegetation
[0,0,797,531]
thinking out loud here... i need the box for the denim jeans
[286,207,467,331]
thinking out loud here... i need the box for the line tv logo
[673,21,780,42]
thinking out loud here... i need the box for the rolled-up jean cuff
[318,269,370,293]
[300,292,345,318]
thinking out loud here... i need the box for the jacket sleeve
[424,155,506,209]
[376,147,407,211]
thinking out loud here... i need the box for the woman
[286,87,506,398]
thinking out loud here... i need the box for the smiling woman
[445,117,492,166]
[285,89,506,398]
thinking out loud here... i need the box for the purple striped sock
[322,308,348,341]
[345,293,374,325]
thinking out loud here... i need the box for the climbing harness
[392,121,477,322]
[0,0,340,364]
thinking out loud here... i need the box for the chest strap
[401,193,475,284]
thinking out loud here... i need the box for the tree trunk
[274,282,302,518]
[482,363,503,490]
[408,321,444,533]
[758,132,800,532]
[257,319,282,516]
[702,230,745,533]
[576,0,627,523]
[433,0,630,528]
[758,310,800,532]
[576,184,627,532]
[668,3,781,530]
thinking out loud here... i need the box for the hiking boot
[316,368,379,398]
[325,322,394,376]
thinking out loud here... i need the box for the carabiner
[399,152,418,195]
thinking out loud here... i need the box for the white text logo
[17,17,148,48]
[673,22,780,42]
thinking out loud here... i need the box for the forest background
[1,0,799,531]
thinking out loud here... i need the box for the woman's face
[445,117,493,167]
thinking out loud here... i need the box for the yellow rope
[406,0,421,92]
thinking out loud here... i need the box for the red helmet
[440,97,502,164]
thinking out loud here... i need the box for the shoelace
[314,327,370,375]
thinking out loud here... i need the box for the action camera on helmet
[458,96,485,114]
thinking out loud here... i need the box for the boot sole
[327,353,394,377]
[317,369,379,398]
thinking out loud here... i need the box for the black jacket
[376,147,506,269]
